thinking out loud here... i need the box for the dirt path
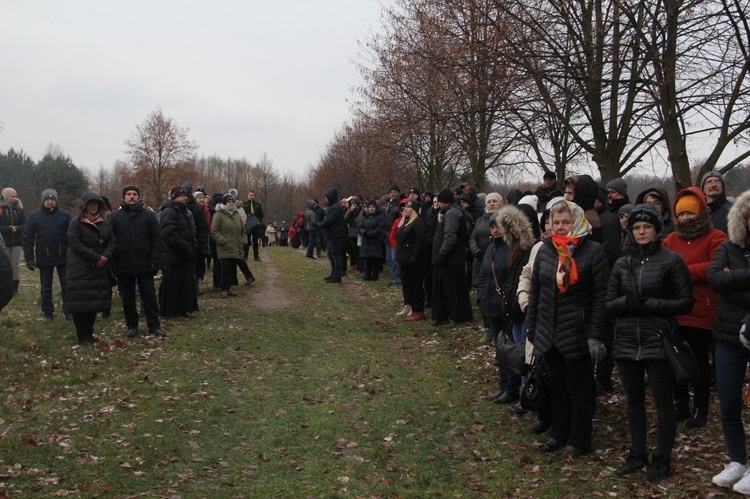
[245,250,300,310]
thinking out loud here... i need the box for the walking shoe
[685,409,707,428]
[245,276,256,286]
[149,328,167,337]
[712,462,748,488]
[405,311,425,321]
[530,419,550,434]
[561,445,589,459]
[254,257,261,262]
[508,404,526,416]
[396,305,412,317]
[221,290,238,298]
[494,391,520,404]
[733,469,750,494]
[42,315,53,322]
[485,390,503,401]
[644,454,672,482]
[614,448,649,477]
[126,328,138,338]
[538,438,564,453]
[325,277,342,283]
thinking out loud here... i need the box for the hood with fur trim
[492,205,536,251]
[727,189,750,248]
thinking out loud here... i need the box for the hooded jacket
[707,189,750,346]
[635,187,674,236]
[159,199,196,268]
[211,204,247,260]
[663,187,727,330]
[359,207,385,259]
[65,193,116,314]
[318,188,347,240]
[304,200,318,230]
[432,202,468,267]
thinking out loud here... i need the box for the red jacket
[662,186,727,330]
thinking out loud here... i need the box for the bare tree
[125,107,199,205]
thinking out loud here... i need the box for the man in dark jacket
[701,171,733,234]
[382,185,402,285]
[22,189,71,321]
[109,185,166,337]
[245,190,265,261]
[431,188,473,325]
[318,187,346,283]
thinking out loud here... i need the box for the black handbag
[521,357,549,412]
[657,329,700,385]
[495,332,526,375]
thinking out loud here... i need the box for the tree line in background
[4,0,750,216]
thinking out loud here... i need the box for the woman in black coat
[358,200,384,281]
[159,185,199,318]
[66,192,116,344]
[527,198,609,458]
[606,205,694,482]
[706,189,750,491]
[396,199,427,321]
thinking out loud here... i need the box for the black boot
[614,448,649,476]
[13,280,19,295]
[675,399,690,422]
[644,453,672,482]
[685,409,708,428]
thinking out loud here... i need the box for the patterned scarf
[551,234,580,292]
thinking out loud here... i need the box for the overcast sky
[0,0,387,178]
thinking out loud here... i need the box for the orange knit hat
[675,193,702,215]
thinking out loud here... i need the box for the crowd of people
[2,170,750,492]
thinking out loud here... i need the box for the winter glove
[588,338,606,363]
[95,256,108,269]
[626,296,648,315]
[26,261,36,271]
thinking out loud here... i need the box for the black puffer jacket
[707,189,750,346]
[607,238,695,361]
[22,204,71,267]
[159,200,195,268]
[527,237,610,361]
[108,200,163,276]
[359,209,384,259]
[65,193,116,314]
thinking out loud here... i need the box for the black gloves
[26,261,36,271]
[626,296,648,315]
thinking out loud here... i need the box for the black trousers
[118,274,160,332]
[72,312,97,342]
[400,263,426,313]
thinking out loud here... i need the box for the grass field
[0,246,733,497]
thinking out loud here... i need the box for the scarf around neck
[550,234,581,293]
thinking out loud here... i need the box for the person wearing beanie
[701,171,733,234]
[109,184,166,337]
[21,188,72,320]
[607,203,694,481]
[65,192,116,344]
[0,187,25,295]
[536,171,564,212]
[606,177,631,213]
[663,187,727,428]
[159,184,199,318]
[211,192,255,298]
[431,187,472,326]
[617,203,636,252]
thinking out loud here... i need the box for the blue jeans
[385,244,401,284]
[306,230,319,258]
[327,238,343,277]
[39,264,68,317]
[715,340,750,463]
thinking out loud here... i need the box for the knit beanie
[543,171,556,180]
[169,184,187,200]
[389,185,401,194]
[222,194,236,204]
[701,171,725,189]
[1,188,17,199]
[436,188,455,204]
[606,178,628,197]
[405,199,421,214]
[41,188,58,203]
[485,192,503,206]
[675,193,703,215]
[628,204,663,231]
[618,203,635,217]
[122,185,141,199]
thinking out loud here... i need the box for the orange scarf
[550,234,581,293]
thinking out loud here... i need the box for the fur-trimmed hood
[727,189,750,247]
[492,205,536,251]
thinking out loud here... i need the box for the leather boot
[614,448,648,476]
